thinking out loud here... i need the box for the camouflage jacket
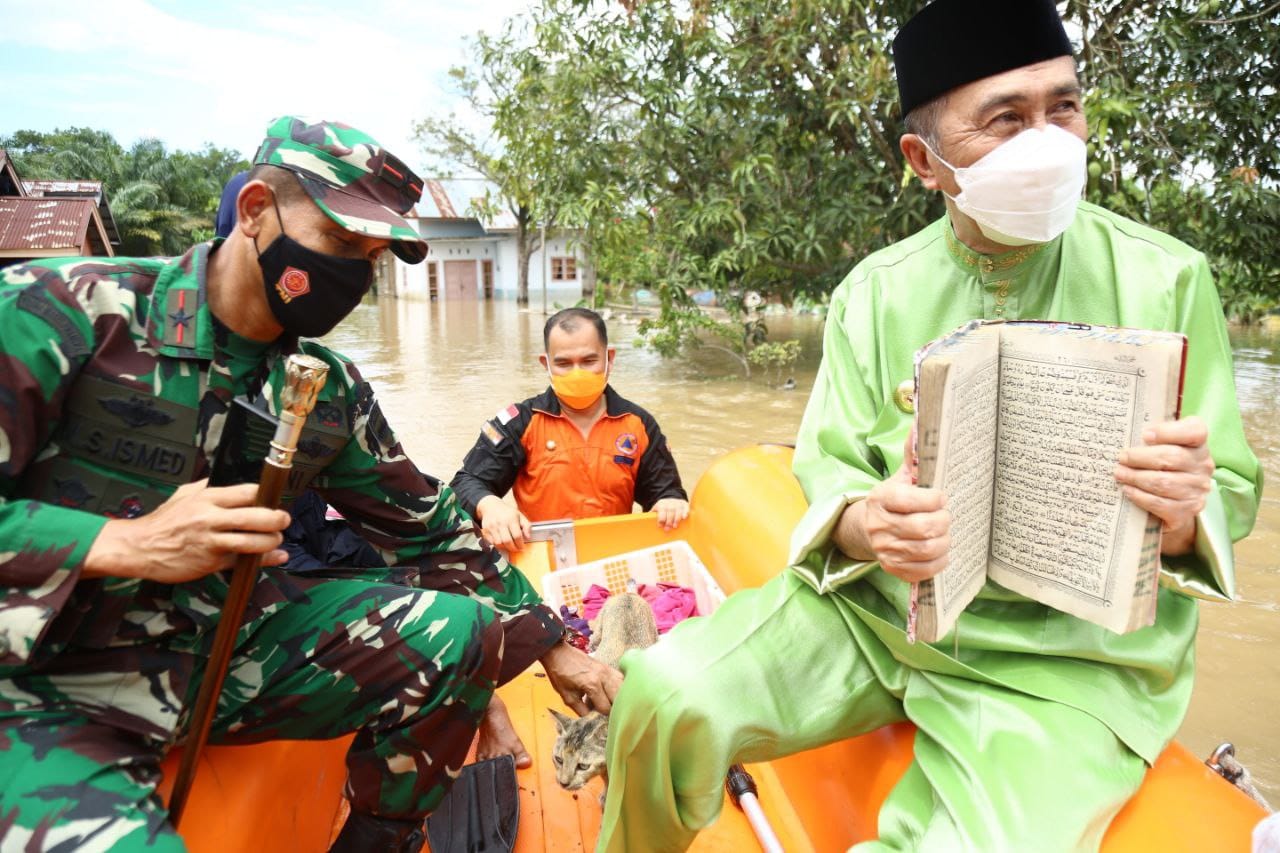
[0,242,561,734]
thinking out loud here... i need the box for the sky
[0,0,536,176]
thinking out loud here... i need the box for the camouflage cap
[253,116,428,263]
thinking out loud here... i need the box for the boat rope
[1207,743,1274,812]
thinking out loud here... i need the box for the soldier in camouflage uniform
[0,116,620,852]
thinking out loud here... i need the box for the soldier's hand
[653,498,689,531]
[540,641,623,716]
[85,480,291,583]
[476,495,532,551]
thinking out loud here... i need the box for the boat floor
[481,664,808,853]
[313,536,810,853]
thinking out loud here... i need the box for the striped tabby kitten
[551,591,659,799]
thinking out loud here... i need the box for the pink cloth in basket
[579,582,699,634]
[581,584,613,622]
[639,583,699,633]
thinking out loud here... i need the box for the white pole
[727,764,785,852]
[738,792,784,853]
[541,221,548,315]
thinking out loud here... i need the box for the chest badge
[53,477,95,508]
[313,401,344,429]
[614,433,638,457]
[98,396,175,429]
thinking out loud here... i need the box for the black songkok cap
[893,0,1074,117]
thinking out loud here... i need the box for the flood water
[324,296,1280,802]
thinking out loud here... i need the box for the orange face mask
[548,366,608,410]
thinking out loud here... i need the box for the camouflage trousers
[0,573,504,852]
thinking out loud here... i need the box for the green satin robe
[789,202,1262,764]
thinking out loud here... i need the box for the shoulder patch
[495,404,520,425]
[17,287,91,359]
[162,287,198,348]
[482,421,505,446]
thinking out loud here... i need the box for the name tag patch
[59,416,194,483]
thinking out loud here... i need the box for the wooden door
[443,260,478,300]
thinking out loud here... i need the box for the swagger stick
[168,354,330,827]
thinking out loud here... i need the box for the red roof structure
[24,179,121,247]
[0,149,116,263]
[0,197,113,259]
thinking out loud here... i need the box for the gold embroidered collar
[944,221,1052,276]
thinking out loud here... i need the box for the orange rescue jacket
[451,387,686,522]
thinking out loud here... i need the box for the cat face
[550,709,608,791]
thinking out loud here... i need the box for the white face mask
[926,125,1087,247]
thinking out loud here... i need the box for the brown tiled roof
[0,197,112,256]
[23,179,121,246]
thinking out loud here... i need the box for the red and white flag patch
[495,404,520,425]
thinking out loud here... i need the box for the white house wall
[522,235,588,304]
[391,229,590,302]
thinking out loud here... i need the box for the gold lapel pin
[893,379,915,415]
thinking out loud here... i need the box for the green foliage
[2,127,249,256]
[747,339,803,386]
[458,0,1278,344]
[1069,1,1280,320]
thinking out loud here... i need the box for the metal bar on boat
[527,519,579,568]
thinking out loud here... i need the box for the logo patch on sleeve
[495,404,520,425]
[482,421,505,446]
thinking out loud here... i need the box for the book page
[912,323,1000,641]
[986,323,1182,631]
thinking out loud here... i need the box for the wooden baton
[167,353,330,827]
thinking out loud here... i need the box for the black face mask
[254,202,373,338]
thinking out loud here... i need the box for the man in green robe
[597,0,1262,850]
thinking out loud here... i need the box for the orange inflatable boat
[159,444,1266,851]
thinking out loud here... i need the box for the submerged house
[0,150,119,267]
[378,178,592,302]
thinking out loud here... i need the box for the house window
[551,256,577,281]
[427,261,439,300]
[482,260,494,299]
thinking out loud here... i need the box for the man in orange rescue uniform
[452,307,689,551]
[452,307,690,769]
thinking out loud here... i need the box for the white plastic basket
[541,540,726,618]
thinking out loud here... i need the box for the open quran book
[907,320,1187,644]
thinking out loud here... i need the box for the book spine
[1175,335,1189,419]
[906,412,921,644]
